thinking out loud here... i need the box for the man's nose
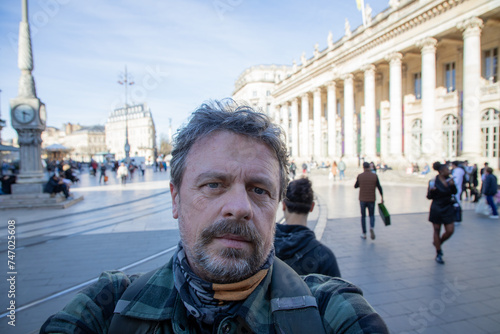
[222,185,252,221]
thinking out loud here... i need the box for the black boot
[435,249,445,264]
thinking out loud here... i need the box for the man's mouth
[214,234,251,248]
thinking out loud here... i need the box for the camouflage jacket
[40,256,388,334]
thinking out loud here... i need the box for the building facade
[41,126,66,148]
[233,0,500,168]
[64,125,107,162]
[105,103,156,163]
[41,124,107,162]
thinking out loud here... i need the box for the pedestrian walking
[275,177,341,277]
[426,162,456,264]
[330,161,338,181]
[471,163,480,202]
[128,161,136,180]
[140,161,146,176]
[482,167,499,219]
[338,158,346,180]
[117,162,128,185]
[451,161,465,204]
[354,162,384,240]
[289,160,297,180]
[301,162,308,175]
[99,163,107,183]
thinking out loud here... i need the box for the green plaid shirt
[40,256,388,333]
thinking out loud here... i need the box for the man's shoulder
[358,171,377,180]
[302,275,388,332]
[303,275,360,296]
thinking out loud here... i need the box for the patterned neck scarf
[173,242,273,324]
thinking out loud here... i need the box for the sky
[0,0,389,143]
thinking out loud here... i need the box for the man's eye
[207,183,219,189]
[253,187,266,195]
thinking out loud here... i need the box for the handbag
[454,204,462,222]
[104,175,109,182]
[378,203,391,226]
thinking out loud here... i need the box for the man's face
[170,131,280,284]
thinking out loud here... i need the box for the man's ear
[170,182,179,219]
[310,202,315,213]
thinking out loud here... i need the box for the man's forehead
[187,131,280,176]
[191,131,275,159]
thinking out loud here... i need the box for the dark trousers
[54,184,70,198]
[360,201,375,234]
[486,195,498,216]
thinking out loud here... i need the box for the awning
[0,144,19,152]
[44,143,71,151]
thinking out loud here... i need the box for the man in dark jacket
[44,174,71,199]
[275,177,341,277]
[0,174,16,195]
[482,167,498,219]
[355,162,384,240]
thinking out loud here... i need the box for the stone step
[0,195,84,210]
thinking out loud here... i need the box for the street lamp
[117,66,134,162]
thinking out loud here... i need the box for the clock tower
[10,0,47,193]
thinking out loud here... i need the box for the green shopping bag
[378,203,391,226]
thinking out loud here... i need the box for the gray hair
[170,99,289,200]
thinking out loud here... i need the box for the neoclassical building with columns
[233,0,500,168]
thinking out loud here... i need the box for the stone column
[291,98,299,158]
[419,38,438,156]
[343,74,355,158]
[458,17,483,159]
[313,88,322,159]
[281,104,289,151]
[386,53,403,158]
[274,105,281,126]
[363,64,377,159]
[327,82,337,158]
[301,93,310,158]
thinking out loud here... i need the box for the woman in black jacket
[427,162,457,264]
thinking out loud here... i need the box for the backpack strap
[271,258,327,334]
[108,269,158,334]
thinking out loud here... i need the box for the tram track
[0,192,172,253]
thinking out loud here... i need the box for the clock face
[39,104,47,124]
[14,104,36,124]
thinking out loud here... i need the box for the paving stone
[436,320,486,333]
[468,316,500,333]
[1,170,500,333]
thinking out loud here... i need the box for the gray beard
[182,218,272,283]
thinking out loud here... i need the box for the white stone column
[313,88,322,159]
[386,53,403,158]
[274,105,281,126]
[458,17,483,159]
[327,82,337,158]
[291,98,299,158]
[281,104,289,151]
[343,74,355,158]
[363,64,377,159]
[419,38,437,156]
[301,93,310,158]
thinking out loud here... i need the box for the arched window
[481,108,500,158]
[411,119,422,158]
[442,114,459,159]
